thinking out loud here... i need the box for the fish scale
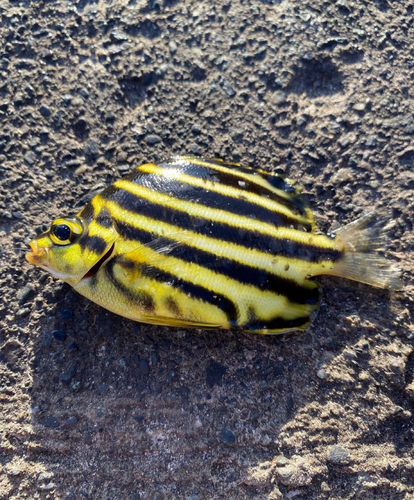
[26,156,402,334]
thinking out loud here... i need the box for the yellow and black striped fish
[26,157,401,334]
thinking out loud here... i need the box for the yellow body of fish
[26,157,401,334]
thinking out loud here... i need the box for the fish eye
[49,217,83,246]
[52,224,71,242]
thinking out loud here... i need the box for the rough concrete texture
[0,1,413,499]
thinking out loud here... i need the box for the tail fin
[328,212,402,290]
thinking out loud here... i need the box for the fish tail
[327,211,402,290]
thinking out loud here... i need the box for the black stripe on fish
[80,235,108,255]
[165,296,181,316]
[162,158,305,212]
[203,159,299,195]
[95,208,114,229]
[104,258,155,313]
[123,166,309,229]
[244,315,310,332]
[104,186,340,263]
[125,259,239,324]
[113,220,320,306]
[78,202,95,223]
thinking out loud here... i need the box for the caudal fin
[327,212,402,290]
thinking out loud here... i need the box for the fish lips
[26,240,50,267]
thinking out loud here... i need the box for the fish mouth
[26,240,49,266]
[81,242,115,281]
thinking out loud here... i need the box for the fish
[26,156,402,334]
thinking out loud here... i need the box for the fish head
[26,216,117,286]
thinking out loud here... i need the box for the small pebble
[74,165,88,176]
[63,416,78,427]
[65,159,82,168]
[132,325,141,336]
[13,92,24,106]
[17,284,36,303]
[353,28,366,38]
[276,464,297,485]
[206,360,226,388]
[39,483,56,491]
[52,330,67,341]
[189,143,203,155]
[110,28,129,43]
[273,90,286,105]
[105,111,116,123]
[269,485,283,499]
[61,95,73,105]
[146,134,162,145]
[71,381,81,392]
[84,139,99,157]
[220,428,236,443]
[275,456,289,467]
[39,415,60,429]
[73,118,89,136]
[24,151,37,165]
[16,307,31,319]
[352,102,366,111]
[96,383,107,394]
[139,359,150,375]
[331,168,353,184]
[58,308,73,321]
[39,104,51,117]
[71,97,84,107]
[38,472,54,482]
[229,128,243,140]
[222,81,236,97]
[317,368,327,379]
[327,445,351,464]
[191,123,201,134]
[60,363,77,383]
[151,351,160,364]
[79,88,89,98]
[337,0,350,10]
